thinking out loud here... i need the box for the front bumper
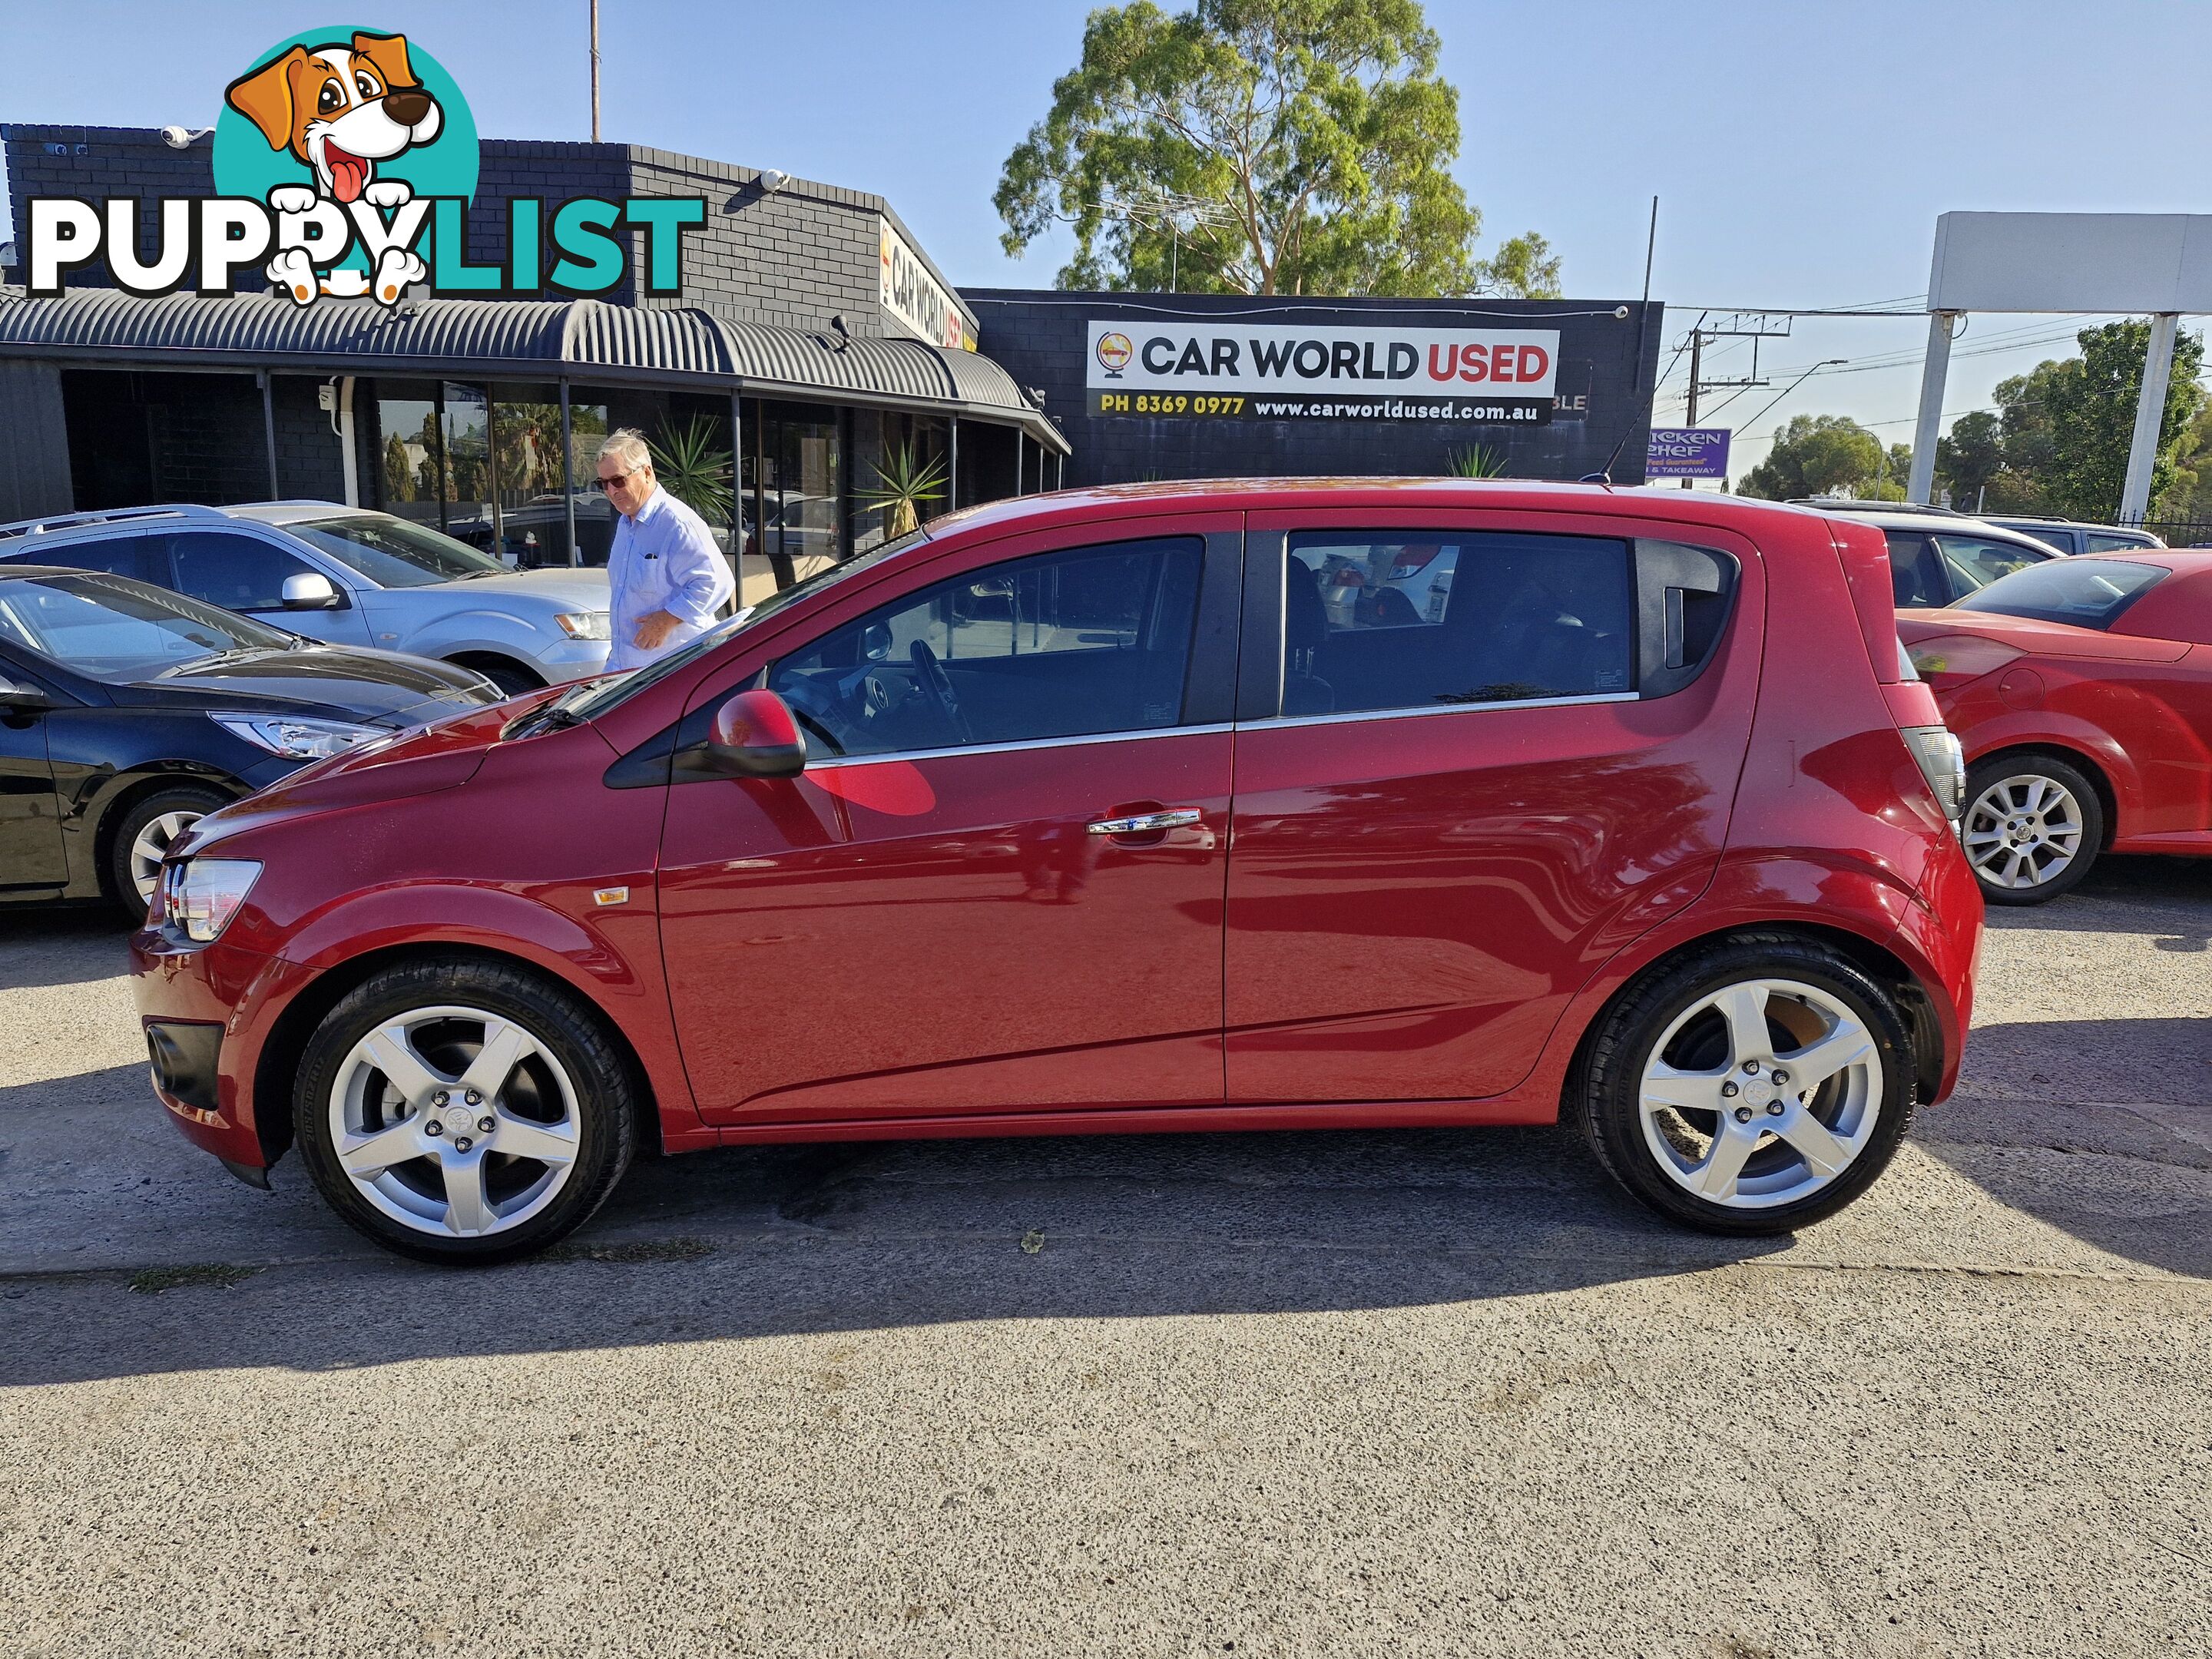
[129,925,314,1171]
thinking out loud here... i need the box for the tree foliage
[1472,230,1561,300]
[1736,414,1887,501]
[994,0,1488,296]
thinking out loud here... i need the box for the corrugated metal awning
[0,290,1068,452]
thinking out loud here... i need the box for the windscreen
[287,515,505,588]
[1953,558,2168,629]
[0,573,293,679]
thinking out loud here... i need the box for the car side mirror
[280,571,344,610]
[0,675,51,713]
[861,623,893,662]
[699,689,806,778]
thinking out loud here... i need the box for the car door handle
[1087,808,1203,836]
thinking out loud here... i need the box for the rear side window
[12,533,171,585]
[1884,531,1949,607]
[2087,531,2154,554]
[171,531,315,612]
[1283,531,1634,717]
[2008,525,2075,554]
[1955,558,2167,628]
[1936,535,2043,593]
[769,536,1203,759]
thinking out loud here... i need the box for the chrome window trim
[1247,691,1637,730]
[806,721,1234,770]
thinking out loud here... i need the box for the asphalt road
[2,863,2208,1657]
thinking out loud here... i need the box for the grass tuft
[127,1263,260,1296]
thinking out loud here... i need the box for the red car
[1899,548,2212,903]
[131,483,1981,1264]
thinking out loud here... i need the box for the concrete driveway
[2,862,2207,1656]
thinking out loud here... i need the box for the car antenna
[1580,429,1633,485]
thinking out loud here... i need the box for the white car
[0,502,614,693]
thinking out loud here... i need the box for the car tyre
[294,958,637,1266]
[1962,753,2103,906]
[464,657,542,697]
[1571,934,1917,1236]
[108,783,230,916]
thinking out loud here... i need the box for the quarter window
[171,532,316,612]
[767,536,1204,759]
[1282,531,1634,717]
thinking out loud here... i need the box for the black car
[0,565,498,913]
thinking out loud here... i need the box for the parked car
[0,564,497,912]
[132,482,1981,1264]
[1980,515,2165,558]
[1899,549,2212,903]
[1805,506,2058,608]
[0,503,615,694]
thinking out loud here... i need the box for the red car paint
[131,482,1979,1174]
[1899,550,2212,854]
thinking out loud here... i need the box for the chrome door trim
[1243,691,1639,731]
[806,722,1235,770]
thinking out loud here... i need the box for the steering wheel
[909,638,975,744]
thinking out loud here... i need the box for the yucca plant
[1445,443,1509,478]
[648,415,735,522]
[858,441,949,538]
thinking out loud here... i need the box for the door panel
[1225,512,1763,1104]
[659,732,1231,1123]
[0,707,64,888]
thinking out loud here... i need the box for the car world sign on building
[1086,320,1559,422]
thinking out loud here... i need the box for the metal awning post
[1015,429,1025,495]
[258,370,279,498]
[948,416,959,513]
[728,388,744,594]
[558,379,578,567]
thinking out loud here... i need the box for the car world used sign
[1086,320,1558,423]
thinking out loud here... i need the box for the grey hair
[596,429,653,472]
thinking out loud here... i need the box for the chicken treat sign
[1085,319,1561,423]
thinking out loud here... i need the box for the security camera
[1614,305,1631,320]
[0,242,15,270]
[160,125,210,149]
[757,170,788,196]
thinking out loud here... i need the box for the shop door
[657,524,1239,1125]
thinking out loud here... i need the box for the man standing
[594,429,737,671]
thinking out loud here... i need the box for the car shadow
[1988,854,2212,951]
[0,906,134,992]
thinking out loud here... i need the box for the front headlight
[161,859,262,943]
[555,611,611,640]
[209,713,383,759]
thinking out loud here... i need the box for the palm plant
[648,415,735,522]
[1445,443,1509,478]
[858,441,949,538]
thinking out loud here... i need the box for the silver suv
[1796,503,2058,608]
[0,503,615,692]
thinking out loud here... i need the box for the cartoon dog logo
[224,31,441,304]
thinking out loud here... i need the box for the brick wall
[961,290,1667,488]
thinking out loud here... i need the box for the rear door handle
[1087,808,1203,836]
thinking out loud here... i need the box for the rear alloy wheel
[1962,754,2103,905]
[1574,937,1916,1234]
[109,783,230,916]
[295,961,635,1264]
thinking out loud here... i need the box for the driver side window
[767,536,1204,759]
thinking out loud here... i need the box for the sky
[6,0,2210,485]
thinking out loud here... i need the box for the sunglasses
[594,469,647,492]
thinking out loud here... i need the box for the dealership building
[0,127,1068,596]
[1,125,1664,594]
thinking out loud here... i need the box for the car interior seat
[1283,559,1336,715]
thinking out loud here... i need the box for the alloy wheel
[328,1004,582,1239]
[1637,977,1883,1210]
[1963,773,2085,892]
[127,810,203,902]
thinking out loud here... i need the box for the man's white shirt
[604,487,737,671]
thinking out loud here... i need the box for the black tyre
[463,657,542,697]
[1961,752,2104,906]
[293,958,637,1265]
[1571,933,1918,1235]
[108,783,230,916]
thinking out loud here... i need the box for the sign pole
[1907,313,1956,505]
[2119,313,2179,524]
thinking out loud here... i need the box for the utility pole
[1683,330,1702,488]
[589,0,601,143]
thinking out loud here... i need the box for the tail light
[1886,643,1965,820]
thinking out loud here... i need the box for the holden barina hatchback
[132,483,1982,1264]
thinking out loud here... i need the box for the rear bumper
[129,926,313,1170]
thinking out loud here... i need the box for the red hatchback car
[132,483,1982,1263]
[1899,548,2212,903]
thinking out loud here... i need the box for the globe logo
[1095,332,1134,377]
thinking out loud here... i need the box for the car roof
[221,501,359,525]
[2068,548,2212,572]
[1808,505,2055,543]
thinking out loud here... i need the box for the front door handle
[1087,807,1203,836]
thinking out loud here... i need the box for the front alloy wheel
[1574,936,1916,1234]
[296,962,635,1263]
